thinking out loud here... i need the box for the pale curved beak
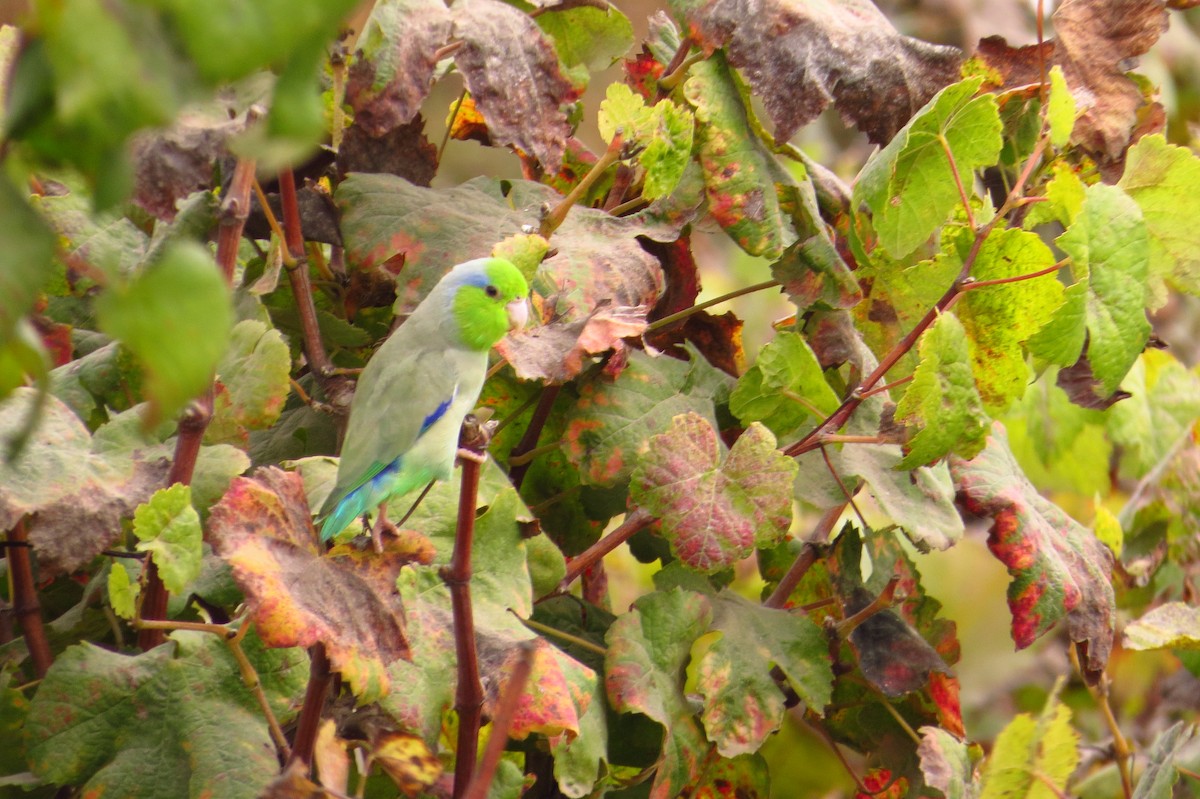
[506,297,529,331]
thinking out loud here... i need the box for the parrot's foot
[367,507,400,554]
[456,447,488,465]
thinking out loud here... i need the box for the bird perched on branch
[318,257,530,544]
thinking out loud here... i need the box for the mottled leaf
[606,589,713,799]
[25,632,308,799]
[1106,349,1200,478]
[96,241,233,426]
[0,389,169,575]
[950,425,1115,678]
[979,700,1078,799]
[451,0,577,169]
[731,330,838,438]
[672,0,961,144]
[129,106,243,221]
[208,467,433,701]
[894,311,988,468]
[208,319,292,445]
[770,176,861,312]
[133,483,202,595]
[1131,723,1194,799]
[1053,0,1168,165]
[1117,134,1200,304]
[1123,602,1200,651]
[632,414,796,572]
[564,349,730,487]
[854,77,1002,259]
[345,0,452,136]
[372,731,442,797]
[919,727,979,799]
[693,591,832,756]
[684,54,796,258]
[599,83,693,200]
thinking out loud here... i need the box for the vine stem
[552,508,656,597]
[938,133,975,231]
[461,642,535,799]
[278,170,335,382]
[764,504,844,609]
[447,452,486,799]
[959,258,1066,290]
[508,384,562,489]
[646,280,780,332]
[289,643,333,767]
[7,518,52,678]
[541,134,624,237]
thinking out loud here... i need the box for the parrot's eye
[485,285,499,298]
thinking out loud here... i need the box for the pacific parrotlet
[318,257,530,541]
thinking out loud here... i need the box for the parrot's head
[445,257,530,351]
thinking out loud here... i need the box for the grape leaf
[451,0,577,169]
[730,330,839,438]
[979,699,1078,799]
[96,241,233,427]
[563,349,730,487]
[631,414,797,573]
[1117,134,1200,304]
[599,83,693,200]
[854,77,1002,259]
[0,389,170,575]
[1046,65,1075,149]
[25,631,308,799]
[919,727,979,799]
[1123,602,1200,651]
[208,319,292,446]
[684,53,796,258]
[692,591,832,756]
[955,227,1062,412]
[950,425,1115,679]
[1106,349,1200,478]
[133,483,202,595]
[671,0,961,145]
[208,467,433,702]
[894,311,988,468]
[605,588,713,799]
[345,0,453,136]
[1131,723,1194,799]
[535,4,633,75]
[0,176,56,349]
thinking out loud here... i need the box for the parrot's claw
[367,507,400,554]
[456,447,488,465]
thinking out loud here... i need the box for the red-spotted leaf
[25,632,308,799]
[207,319,291,446]
[684,54,796,259]
[208,467,435,702]
[606,588,713,799]
[345,0,452,136]
[671,0,961,145]
[0,389,169,575]
[451,0,578,169]
[631,414,796,572]
[563,349,731,487]
[693,592,832,756]
[950,424,1115,680]
[337,174,670,381]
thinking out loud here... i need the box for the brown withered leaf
[1056,350,1132,411]
[337,115,439,185]
[673,0,962,144]
[346,0,452,137]
[208,467,435,702]
[451,0,578,169]
[0,390,169,575]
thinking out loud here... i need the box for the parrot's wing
[323,338,464,515]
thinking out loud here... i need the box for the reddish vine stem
[461,641,536,799]
[289,643,333,767]
[8,518,52,678]
[447,453,486,799]
[137,392,213,650]
[278,170,335,382]
[835,577,900,638]
[508,384,562,490]
[764,504,843,609]
[554,508,655,596]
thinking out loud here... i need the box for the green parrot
[318,257,530,542]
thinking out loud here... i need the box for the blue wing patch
[420,386,457,434]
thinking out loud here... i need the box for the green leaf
[894,311,988,468]
[1043,184,1150,394]
[692,591,832,756]
[106,561,139,620]
[207,320,292,445]
[956,227,1062,412]
[1046,65,1075,149]
[1123,602,1200,651]
[854,77,1002,258]
[684,53,796,258]
[1106,349,1200,478]
[536,4,633,72]
[1092,503,1123,558]
[133,483,202,595]
[1117,134,1200,305]
[563,349,730,487]
[730,331,839,437]
[598,82,645,143]
[951,426,1115,676]
[605,588,713,799]
[980,699,1078,799]
[631,414,797,572]
[1023,161,1086,230]
[598,83,694,199]
[0,177,57,348]
[1131,723,1194,799]
[96,241,233,426]
[25,632,308,799]
[919,726,979,799]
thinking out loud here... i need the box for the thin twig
[646,280,780,332]
[938,134,975,231]
[509,385,562,490]
[461,642,536,799]
[821,446,867,529]
[554,509,656,596]
[858,376,912,400]
[516,612,607,656]
[835,577,900,638]
[440,90,468,164]
[960,259,1065,291]
[541,134,625,237]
